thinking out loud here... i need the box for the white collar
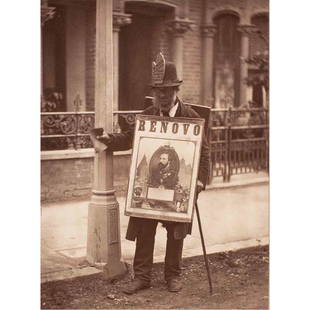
[169,101,179,117]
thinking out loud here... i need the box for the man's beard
[159,162,168,169]
[159,100,173,112]
[155,95,176,112]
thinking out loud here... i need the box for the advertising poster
[125,115,205,223]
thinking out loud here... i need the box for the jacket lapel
[174,98,184,117]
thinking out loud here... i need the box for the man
[91,53,210,294]
[149,150,178,190]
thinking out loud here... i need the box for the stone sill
[41,148,132,161]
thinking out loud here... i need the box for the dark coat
[106,98,210,240]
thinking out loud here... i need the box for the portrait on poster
[125,115,205,223]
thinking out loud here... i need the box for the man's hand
[196,180,204,195]
[90,128,111,153]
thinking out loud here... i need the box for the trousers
[133,218,184,283]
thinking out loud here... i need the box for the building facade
[41,0,269,202]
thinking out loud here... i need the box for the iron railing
[41,110,139,150]
[41,111,95,150]
[208,107,269,183]
[41,107,269,182]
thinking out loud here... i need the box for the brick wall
[182,0,203,106]
[41,154,131,203]
[250,14,269,57]
[85,1,203,109]
[151,14,171,62]
[84,0,268,109]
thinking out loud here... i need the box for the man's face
[159,153,169,166]
[153,87,177,113]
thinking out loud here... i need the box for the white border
[271,1,310,309]
[2,1,40,309]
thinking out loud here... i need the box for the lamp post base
[87,195,127,279]
[90,261,127,280]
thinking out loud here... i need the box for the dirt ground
[41,245,269,309]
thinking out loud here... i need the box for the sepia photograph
[38,0,271,309]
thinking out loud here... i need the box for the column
[166,19,194,96]
[113,12,131,112]
[201,24,217,107]
[41,0,55,98]
[237,25,256,106]
[87,0,126,279]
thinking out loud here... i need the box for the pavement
[41,172,269,283]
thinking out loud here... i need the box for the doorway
[119,13,153,110]
[119,1,174,111]
[213,13,241,108]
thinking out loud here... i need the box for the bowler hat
[151,53,183,88]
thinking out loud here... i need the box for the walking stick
[195,200,213,295]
